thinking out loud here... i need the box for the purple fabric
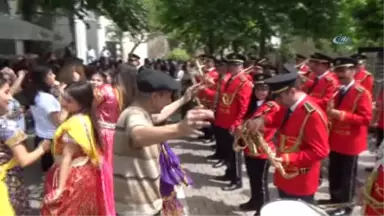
[160,142,192,197]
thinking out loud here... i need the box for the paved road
[24,137,375,215]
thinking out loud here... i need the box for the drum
[260,200,329,216]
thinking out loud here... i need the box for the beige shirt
[113,106,162,216]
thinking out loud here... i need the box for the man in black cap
[320,57,372,216]
[303,52,339,111]
[213,53,253,190]
[350,53,374,95]
[113,68,214,216]
[247,64,329,204]
[128,53,141,69]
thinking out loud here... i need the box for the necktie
[308,77,319,94]
[280,109,292,129]
[336,87,348,108]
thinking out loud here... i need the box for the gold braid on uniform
[363,169,384,214]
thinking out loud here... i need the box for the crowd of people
[0,50,382,216]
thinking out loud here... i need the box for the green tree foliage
[154,0,358,55]
[167,48,190,61]
[352,0,384,47]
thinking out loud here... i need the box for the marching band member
[213,53,253,191]
[238,73,280,215]
[302,53,339,111]
[321,57,372,216]
[351,53,374,95]
[248,64,329,203]
[296,54,311,76]
[361,143,384,216]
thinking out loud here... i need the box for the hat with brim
[332,57,358,69]
[309,52,333,63]
[264,64,298,95]
[350,53,367,64]
[137,68,180,93]
[226,53,246,65]
[254,73,272,85]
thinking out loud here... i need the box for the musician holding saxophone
[319,57,372,216]
[235,73,281,215]
[247,64,329,204]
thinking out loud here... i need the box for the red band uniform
[362,158,384,216]
[214,53,253,190]
[326,57,372,214]
[351,53,374,95]
[237,73,280,214]
[263,65,329,203]
[303,53,339,111]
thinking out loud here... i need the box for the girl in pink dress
[92,71,121,216]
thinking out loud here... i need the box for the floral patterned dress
[0,118,31,215]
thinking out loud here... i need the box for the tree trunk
[259,16,267,57]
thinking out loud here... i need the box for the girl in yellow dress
[0,72,51,216]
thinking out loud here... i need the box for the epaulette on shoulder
[365,71,372,76]
[303,101,316,113]
[355,85,365,93]
[266,101,275,107]
[325,76,333,82]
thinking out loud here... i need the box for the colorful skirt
[40,161,105,216]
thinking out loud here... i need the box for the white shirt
[175,70,185,82]
[290,94,306,112]
[30,91,60,139]
[317,71,329,80]
[87,48,96,63]
[341,79,355,93]
[101,49,111,58]
[257,100,265,107]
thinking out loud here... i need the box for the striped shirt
[113,106,162,216]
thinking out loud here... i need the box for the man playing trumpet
[247,64,329,203]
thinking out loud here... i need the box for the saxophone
[234,121,298,179]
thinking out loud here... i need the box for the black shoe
[239,200,258,211]
[213,160,225,168]
[316,199,334,205]
[213,175,231,182]
[222,182,242,191]
[327,207,353,216]
[206,154,219,160]
[365,167,374,172]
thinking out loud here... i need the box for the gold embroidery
[222,81,246,105]
[362,169,384,214]
[5,130,28,148]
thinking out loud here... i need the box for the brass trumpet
[233,121,298,179]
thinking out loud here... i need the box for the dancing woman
[41,82,107,215]
[0,73,50,216]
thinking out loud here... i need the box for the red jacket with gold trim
[303,71,339,111]
[265,96,329,195]
[243,101,280,159]
[214,73,253,130]
[355,66,374,96]
[329,83,372,155]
